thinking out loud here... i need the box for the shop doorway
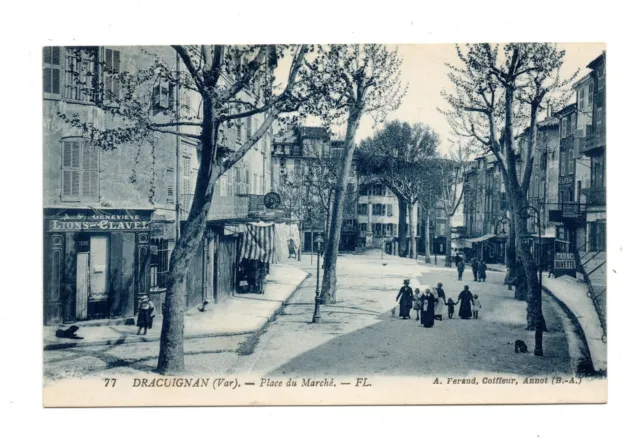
[75,253,89,320]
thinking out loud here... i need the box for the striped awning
[240,222,277,264]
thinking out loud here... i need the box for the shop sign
[559,175,574,186]
[554,252,576,277]
[49,212,151,232]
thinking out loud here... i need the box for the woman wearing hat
[136,296,156,335]
[395,279,414,320]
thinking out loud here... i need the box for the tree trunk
[504,218,516,286]
[408,201,416,259]
[320,107,363,304]
[444,214,452,267]
[424,210,431,263]
[158,104,220,375]
[511,188,547,332]
[398,197,407,257]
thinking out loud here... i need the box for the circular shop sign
[263,192,282,209]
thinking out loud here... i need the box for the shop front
[43,208,164,325]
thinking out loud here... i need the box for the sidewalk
[43,263,309,350]
[542,275,607,373]
[484,262,606,373]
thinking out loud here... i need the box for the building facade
[43,46,178,325]
[356,180,419,255]
[271,127,358,252]
[44,45,279,325]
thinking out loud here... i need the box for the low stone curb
[541,284,599,376]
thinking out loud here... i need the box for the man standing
[456,259,465,281]
[471,258,479,282]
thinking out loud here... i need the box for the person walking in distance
[420,286,438,328]
[478,260,487,282]
[471,258,479,282]
[457,285,474,320]
[395,279,414,320]
[456,259,465,281]
[434,282,446,321]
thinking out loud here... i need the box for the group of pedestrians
[455,253,487,283]
[394,279,482,328]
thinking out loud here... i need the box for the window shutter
[71,171,80,197]
[82,144,99,198]
[44,47,62,96]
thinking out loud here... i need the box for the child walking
[412,288,422,320]
[447,298,457,319]
[136,296,155,335]
[472,294,481,319]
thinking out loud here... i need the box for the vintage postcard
[42,43,607,407]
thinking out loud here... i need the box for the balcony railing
[583,187,606,206]
[548,201,586,222]
[585,129,606,152]
[180,194,251,221]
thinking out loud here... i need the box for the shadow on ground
[267,295,572,379]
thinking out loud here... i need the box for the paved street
[44,253,573,383]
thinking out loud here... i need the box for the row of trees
[62,43,576,373]
[62,44,407,373]
[356,121,469,266]
[441,43,577,332]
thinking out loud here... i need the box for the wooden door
[75,253,89,320]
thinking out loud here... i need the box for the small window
[61,139,99,201]
[153,81,171,110]
[43,47,62,99]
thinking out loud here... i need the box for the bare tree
[60,45,320,374]
[437,143,471,267]
[441,43,576,333]
[307,45,406,304]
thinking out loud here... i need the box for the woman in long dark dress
[395,279,414,319]
[420,287,437,328]
[458,285,474,320]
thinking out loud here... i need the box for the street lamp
[519,205,544,357]
[311,234,325,324]
[500,215,512,291]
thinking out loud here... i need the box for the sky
[293,43,605,155]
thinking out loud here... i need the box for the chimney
[547,103,553,119]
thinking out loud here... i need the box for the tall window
[43,47,62,99]
[65,47,99,103]
[592,153,605,188]
[61,139,99,201]
[103,48,121,103]
[359,223,368,232]
[150,239,170,289]
[358,204,368,215]
[373,204,385,215]
[578,89,584,110]
[596,106,604,131]
[561,117,568,137]
[166,169,174,203]
[182,156,191,195]
[588,83,594,107]
[589,222,606,252]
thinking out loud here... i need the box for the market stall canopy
[239,222,278,264]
